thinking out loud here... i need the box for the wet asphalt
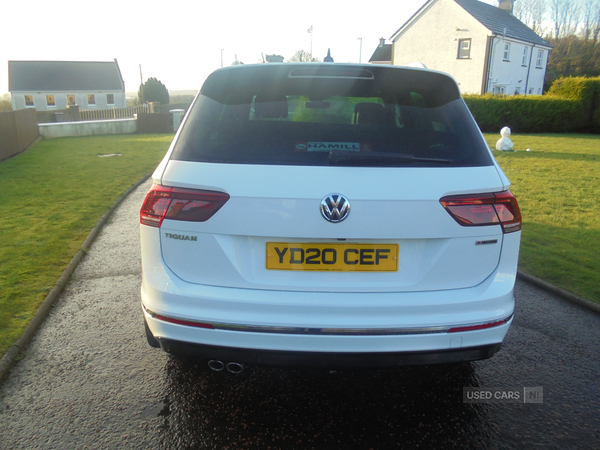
[0,179,599,450]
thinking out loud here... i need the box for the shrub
[464,77,600,134]
[463,94,581,133]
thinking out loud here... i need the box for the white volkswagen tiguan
[140,63,521,369]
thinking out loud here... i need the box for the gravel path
[0,179,168,449]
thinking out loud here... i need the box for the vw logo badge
[321,194,350,223]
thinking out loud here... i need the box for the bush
[464,77,600,134]
[547,77,600,133]
[463,94,581,133]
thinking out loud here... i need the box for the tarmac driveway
[0,179,599,449]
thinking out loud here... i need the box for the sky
[1,0,498,96]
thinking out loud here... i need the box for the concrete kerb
[0,174,151,386]
[517,271,600,315]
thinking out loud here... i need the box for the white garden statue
[496,126,514,151]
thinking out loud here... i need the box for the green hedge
[463,77,600,134]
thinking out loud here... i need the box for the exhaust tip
[208,360,225,372]
[226,362,245,374]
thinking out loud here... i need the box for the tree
[514,0,547,35]
[582,0,600,41]
[287,50,320,62]
[550,0,581,38]
[138,77,169,105]
[0,94,12,111]
[547,35,600,78]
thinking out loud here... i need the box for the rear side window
[172,65,492,167]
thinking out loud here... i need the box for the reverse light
[140,184,230,227]
[440,191,521,233]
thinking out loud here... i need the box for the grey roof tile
[454,0,552,47]
[9,60,125,92]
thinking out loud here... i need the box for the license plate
[266,242,398,272]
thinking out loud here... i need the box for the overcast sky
[1,0,498,96]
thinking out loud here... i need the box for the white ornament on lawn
[496,126,514,151]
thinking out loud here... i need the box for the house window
[503,43,511,61]
[493,86,505,94]
[67,95,76,106]
[536,50,544,67]
[514,87,521,95]
[46,95,55,107]
[24,95,34,106]
[457,39,471,59]
[522,47,528,65]
[529,88,534,94]
[107,94,114,105]
[88,94,96,105]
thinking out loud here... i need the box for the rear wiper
[328,149,452,165]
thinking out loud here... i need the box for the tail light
[140,184,229,227]
[440,191,521,233]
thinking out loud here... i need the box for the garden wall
[38,118,137,138]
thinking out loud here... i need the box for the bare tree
[513,0,530,24]
[531,0,548,35]
[287,50,320,62]
[564,0,582,36]
[550,0,561,38]
[595,5,600,41]
[550,0,582,37]
[582,0,600,40]
[515,0,547,35]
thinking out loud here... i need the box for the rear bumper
[156,337,503,369]
[141,227,520,367]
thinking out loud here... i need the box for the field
[0,134,173,358]
[0,132,598,359]
[484,133,600,304]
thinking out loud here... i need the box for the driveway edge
[0,175,151,386]
[518,271,600,315]
[2,195,598,385]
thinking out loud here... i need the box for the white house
[8,59,126,111]
[381,0,552,95]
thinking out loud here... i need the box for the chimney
[379,37,386,47]
[498,0,514,14]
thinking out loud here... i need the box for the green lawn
[484,133,600,304]
[0,134,173,358]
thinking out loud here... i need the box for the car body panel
[158,162,505,292]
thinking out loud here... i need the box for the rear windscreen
[171,65,492,167]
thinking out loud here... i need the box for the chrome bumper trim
[143,303,513,336]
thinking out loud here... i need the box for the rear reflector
[448,315,512,333]
[440,191,521,233]
[140,184,229,227]
[152,313,215,330]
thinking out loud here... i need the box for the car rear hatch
[150,162,509,293]
[142,64,517,293]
